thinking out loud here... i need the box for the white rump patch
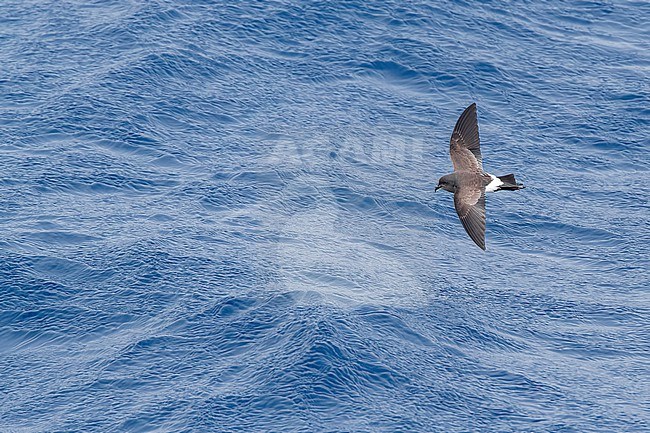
[485,174,503,192]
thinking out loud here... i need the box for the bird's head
[435,174,457,193]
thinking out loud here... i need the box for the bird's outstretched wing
[453,185,486,250]
[450,103,482,171]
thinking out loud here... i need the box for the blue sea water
[1,0,648,431]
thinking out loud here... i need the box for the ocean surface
[1,1,648,431]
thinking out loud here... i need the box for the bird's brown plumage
[449,103,482,172]
[453,180,486,250]
[438,103,524,250]
[447,104,488,249]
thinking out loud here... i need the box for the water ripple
[1,0,648,431]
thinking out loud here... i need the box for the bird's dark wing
[453,185,486,250]
[449,103,482,171]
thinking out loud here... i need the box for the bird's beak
[435,185,441,192]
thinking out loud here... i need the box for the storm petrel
[435,103,524,250]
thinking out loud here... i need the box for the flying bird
[436,103,524,250]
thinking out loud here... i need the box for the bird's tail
[497,173,525,190]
